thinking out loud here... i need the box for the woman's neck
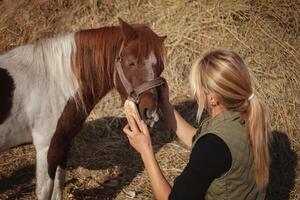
[210,105,225,118]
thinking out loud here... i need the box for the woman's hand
[123,116,153,156]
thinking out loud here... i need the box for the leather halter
[114,42,165,103]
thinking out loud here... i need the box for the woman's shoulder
[193,133,231,156]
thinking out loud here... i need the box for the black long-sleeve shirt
[169,134,232,200]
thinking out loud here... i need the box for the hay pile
[0,0,299,199]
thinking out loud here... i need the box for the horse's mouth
[144,111,159,128]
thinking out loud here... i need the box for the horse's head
[114,18,166,127]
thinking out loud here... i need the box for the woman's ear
[207,93,218,107]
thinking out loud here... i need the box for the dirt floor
[0,0,299,199]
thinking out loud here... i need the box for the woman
[123,49,271,200]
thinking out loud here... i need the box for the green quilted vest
[192,110,266,200]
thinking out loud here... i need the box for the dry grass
[0,0,299,199]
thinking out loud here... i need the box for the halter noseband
[114,42,165,103]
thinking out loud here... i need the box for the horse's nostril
[143,108,148,119]
[143,108,151,119]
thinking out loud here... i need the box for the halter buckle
[127,96,140,104]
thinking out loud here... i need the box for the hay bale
[0,0,299,199]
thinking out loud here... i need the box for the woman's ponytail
[247,94,271,189]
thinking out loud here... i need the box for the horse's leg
[34,123,78,199]
[47,135,71,200]
[35,145,54,200]
[51,166,66,200]
[48,106,88,199]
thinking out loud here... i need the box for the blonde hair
[190,49,271,189]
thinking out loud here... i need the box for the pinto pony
[0,18,166,199]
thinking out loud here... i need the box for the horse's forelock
[132,25,165,72]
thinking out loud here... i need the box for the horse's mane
[73,25,165,113]
[73,27,122,112]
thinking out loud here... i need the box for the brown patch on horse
[0,68,15,124]
[47,93,96,179]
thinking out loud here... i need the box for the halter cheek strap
[115,62,133,95]
[114,42,165,103]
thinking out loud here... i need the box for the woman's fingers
[140,121,149,136]
[123,124,134,137]
[124,123,139,138]
[124,117,150,138]
[128,116,141,133]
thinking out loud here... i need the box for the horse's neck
[73,26,123,110]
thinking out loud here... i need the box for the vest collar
[203,109,240,127]
[192,109,242,148]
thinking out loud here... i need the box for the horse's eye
[128,62,135,67]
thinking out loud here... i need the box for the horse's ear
[159,35,167,43]
[118,18,137,40]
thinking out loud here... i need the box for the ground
[0,0,299,199]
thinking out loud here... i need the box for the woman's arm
[141,149,171,200]
[158,83,197,148]
[123,118,171,200]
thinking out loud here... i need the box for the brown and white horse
[0,18,166,199]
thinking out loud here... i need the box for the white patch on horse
[36,146,54,199]
[144,51,157,81]
[143,51,160,127]
[0,33,78,199]
[51,166,66,200]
